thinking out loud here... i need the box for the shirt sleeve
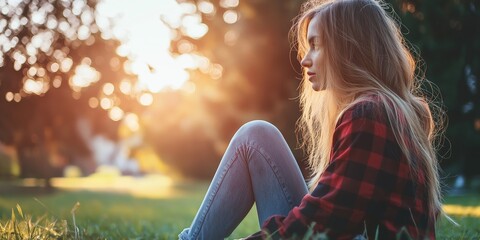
[260,102,405,239]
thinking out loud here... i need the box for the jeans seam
[243,142,294,208]
[190,144,244,239]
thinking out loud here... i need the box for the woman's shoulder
[333,94,395,141]
[341,94,389,123]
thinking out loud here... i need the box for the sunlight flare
[96,0,211,93]
[443,204,480,217]
[47,175,176,199]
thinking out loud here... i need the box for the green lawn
[0,180,479,239]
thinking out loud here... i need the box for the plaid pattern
[250,100,436,240]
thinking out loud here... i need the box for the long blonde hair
[292,0,445,218]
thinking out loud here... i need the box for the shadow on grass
[0,179,57,196]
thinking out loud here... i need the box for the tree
[391,0,480,183]
[0,0,134,182]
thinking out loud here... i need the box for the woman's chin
[311,83,326,92]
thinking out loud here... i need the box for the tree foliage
[0,0,134,179]
[392,0,480,174]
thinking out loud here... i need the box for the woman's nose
[301,56,311,68]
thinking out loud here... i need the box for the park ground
[0,176,479,239]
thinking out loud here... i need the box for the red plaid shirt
[247,100,436,239]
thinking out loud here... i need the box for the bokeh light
[23,78,48,95]
[224,30,239,46]
[100,97,114,110]
[220,0,239,8]
[119,79,132,95]
[124,113,140,132]
[103,82,115,95]
[60,58,73,72]
[109,106,124,121]
[223,10,238,24]
[5,92,14,102]
[52,76,62,88]
[138,93,153,106]
[69,63,100,90]
[198,1,215,15]
[89,97,99,108]
[13,93,21,102]
[49,62,59,72]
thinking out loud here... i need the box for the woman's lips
[307,72,316,81]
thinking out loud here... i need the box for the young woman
[179,0,445,239]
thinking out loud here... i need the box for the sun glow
[96,0,215,94]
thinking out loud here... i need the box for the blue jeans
[179,120,308,240]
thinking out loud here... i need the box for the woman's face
[301,15,326,92]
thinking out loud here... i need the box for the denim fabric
[178,120,308,240]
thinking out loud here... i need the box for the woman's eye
[310,42,320,50]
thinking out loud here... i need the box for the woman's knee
[236,120,281,141]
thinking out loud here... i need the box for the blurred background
[0,0,479,193]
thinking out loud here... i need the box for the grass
[0,179,479,239]
[0,204,70,239]
[0,180,259,239]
